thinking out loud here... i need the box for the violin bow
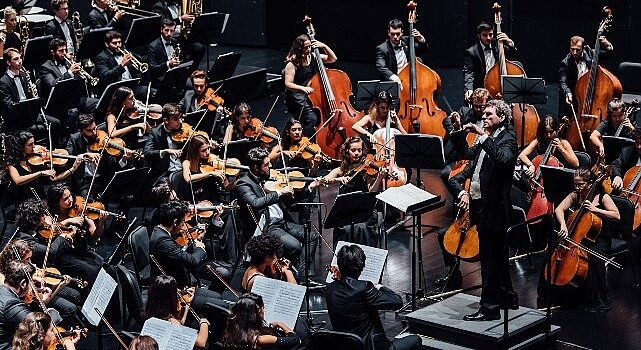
[254,95,281,142]
[204,264,240,299]
[196,83,224,112]
[186,171,202,226]
[343,136,393,186]
[94,308,130,350]
[179,109,208,153]
[30,188,67,242]
[149,255,202,321]
[568,102,586,151]
[140,82,152,138]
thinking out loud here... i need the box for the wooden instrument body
[307,68,362,160]
[622,165,641,230]
[511,103,540,149]
[372,128,407,188]
[526,154,561,220]
[444,180,479,262]
[484,61,526,99]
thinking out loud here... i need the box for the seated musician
[374,18,427,87]
[141,275,209,349]
[88,0,126,30]
[105,86,150,147]
[151,0,205,70]
[323,137,384,246]
[178,71,228,141]
[94,30,150,100]
[0,49,62,146]
[352,91,407,148]
[143,103,184,181]
[234,147,319,277]
[590,98,633,159]
[181,134,228,201]
[1,7,23,53]
[0,238,81,329]
[284,34,337,137]
[149,200,230,306]
[518,115,580,173]
[611,127,641,192]
[547,167,619,312]
[222,102,255,144]
[146,19,181,89]
[242,234,296,292]
[221,292,301,350]
[44,0,77,55]
[178,70,207,114]
[325,244,421,350]
[0,260,45,350]
[129,336,159,350]
[1,131,83,204]
[12,312,81,350]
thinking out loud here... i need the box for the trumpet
[20,67,38,98]
[65,56,99,87]
[170,43,181,62]
[117,47,148,73]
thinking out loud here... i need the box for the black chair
[169,169,191,201]
[0,180,16,238]
[604,195,639,286]
[574,151,591,168]
[202,302,231,344]
[116,264,145,329]
[619,62,641,105]
[308,330,366,350]
[127,225,150,288]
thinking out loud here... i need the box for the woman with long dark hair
[181,134,228,201]
[105,86,150,147]
[221,293,300,349]
[518,115,579,175]
[12,312,80,350]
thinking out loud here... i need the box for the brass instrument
[71,12,83,50]
[65,57,99,87]
[117,47,149,73]
[20,67,38,99]
[18,16,30,42]
[171,42,181,62]
[181,0,203,38]
[114,0,140,8]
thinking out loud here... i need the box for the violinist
[178,70,208,114]
[0,260,42,350]
[549,168,619,312]
[141,275,210,349]
[222,102,254,144]
[590,98,633,159]
[284,34,337,137]
[374,18,427,87]
[143,103,184,180]
[105,86,149,147]
[518,115,580,173]
[241,234,296,293]
[352,91,407,147]
[181,134,228,201]
[234,147,319,277]
[611,128,641,192]
[11,312,80,350]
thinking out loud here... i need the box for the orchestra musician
[146,19,181,88]
[325,244,421,350]
[43,0,77,55]
[284,34,337,137]
[181,134,227,200]
[141,275,210,348]
[11,312,80,350]
[611,128,641,192]
[129,336,159,350]
[178,70,207,114]
[105,86,149,147]
[88,0,126,30]
[463,22,516,101]
[518,115,580,172]
[151,0,205,70]
[222,102,255,144]
[1,7,23,53]
[590,98,633,159]
[234,147,319,277]
[449,99,519,321]
[352,91,407,148]
[143,103,184,181]
[374,18,427,87]
[220,292,301,350]
[241,234,296,292]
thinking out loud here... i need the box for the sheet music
[251,276,306,329]
[80,268,117,326]
[140,317,198,350]
[376,183,437,213]
[325,241,388,284]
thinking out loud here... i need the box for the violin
[200,154,249,177]
[265,169,327,192]
[266,258,292,281]
[38,216,76,240]
[347,154,398,180]
[174,216,206,247]
[28,145,79,167]
[34,267,88,289]
[190,200,240,218]
[171,122,208,143]
[244,118,280,144]
[176,287,194,312]
[326,265,341,280]
[47,326,86,350]
[288,137,332,164]
[126,102,162,121]
[68,196,126,221]
[88,129,143,159]
[197,87,224,112]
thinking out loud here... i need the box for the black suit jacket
[325,277,402,350]
[559,45,613,96]
[375,37,427,81]
[15,231,67,266]
[178,90,197,113]
[149,225,207,288]
[146,37,177,86]
[0,71,36,114]
[38,59,75,99]
[44,18,77,49]
[441,106,481,163]
[93,48,143,92]
[463,42,506,92]
[88,7,119,29]
[151,0,179,24]
[65,132,120,193]
[143,123,172,180]
[449,126,516,233]
[0,285,31,350]
[612,145,639,179]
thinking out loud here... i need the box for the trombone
[117,47,148,73]
[65,56,99,87]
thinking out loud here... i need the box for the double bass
[567,6,622,151]
[304,16,361,160]
[443,179,479,262]
[397,1,447,136]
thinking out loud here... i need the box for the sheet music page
[141,317,198,350]
[325,241,388,284]
[251,276,306,329]
[376,183,437,212]
[80,268,117,326]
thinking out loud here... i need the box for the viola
[265,169,327,192]
[372,128,407,188]
[38,216,76,240]
[47,326,87,350]
[126,103,162,121]
[244,118,280,144]
[200,154,248,177]
[28,145,79,167]
[265,258,291,281]
[177,287,194,312]
[443,179,479,262]
[190,200,240,218]
[88,129,143,159]
[325,265,341,280]
[171,122,208,143]
[347,154,397,180]
[288,137,332,164]
[197,87,224,112]
[68,196,126,221]
[34,267,88,289]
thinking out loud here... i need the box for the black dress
[285,61,318,137]
[333,171,378,247]
[2,31,22,51]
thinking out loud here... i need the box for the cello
[620,165,641,231]
[443,179,479,262]
[568,6,622,151]
[397,1,447,136]
[304,16,362,160]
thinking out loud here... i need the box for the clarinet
[20,67,38,98]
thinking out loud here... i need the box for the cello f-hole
[421,97,434,116]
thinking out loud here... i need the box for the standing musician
[374,18,427,88]
[284,34,337,137]
[11,312,80,350]
[518,115,580,172]
[43,0,77,55]
[590,98,633,159]
[352,91,407,148]
[559,35,614,116]
[1,7,23,53]
[0,48,62,147]
[234,147,319,276]
[550,168,619,312]
[88,0,126,30]
[611,128,641,192]
[146,19,181,88]
[449,99,519,321]
[463,22,516,101]
[325,244,421,350]
[143,103,184,181]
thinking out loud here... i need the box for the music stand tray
[23,35,53,71]
[77,28,112,62]
[189,12,229,44]
[395,134,445,170]
[540,165,575,204]
[324,192,378,229]
[224,139,261,163]
[95,78,141,116]
[97,167,151,202]
[354,80,399,111]
[207,52,242,82]
[45,78,87,111]
[2,98,42,132]
[125,15,162,49]
[603,136,634,164]
[502,76,548,105]
[158,61,193,89]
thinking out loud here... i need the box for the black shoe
[463,310,501,321]
[434,269,462,287]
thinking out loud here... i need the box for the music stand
[540,165,575,205]
[155,61,193,104]
[23,35,53,71]
[207,52,242,82]
[77,28,112,62]
[95,78,141,118]
[97,167,151,203]
[603,136,634,164]
[45,78,88,112]
[125,14,162,49]
[224,139,260,163]
[502,76,547,149]
[2,98,42,132]
[189,12,229,43]
[354,80,400,111]
[324,191,379,242]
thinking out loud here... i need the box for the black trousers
[268,221,318,276]
[49,286,83,326]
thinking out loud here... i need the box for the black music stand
[2,98,41,132]
[325,191,378,244]
[603,136,634,164]
[502,76,547,149]
[155,61,193,104]
[207,52,242,83]
[97,167,151,203]
[540,165,575,205]
[354,80,400,111]
[77,28,112,62]
[189,12,229,71]
[95,78,141,119]
[125,14,162,49]
[224,139,260,163]
[44,78,87,112]
[23,35,53,71]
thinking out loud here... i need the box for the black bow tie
[394,45,403,50]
